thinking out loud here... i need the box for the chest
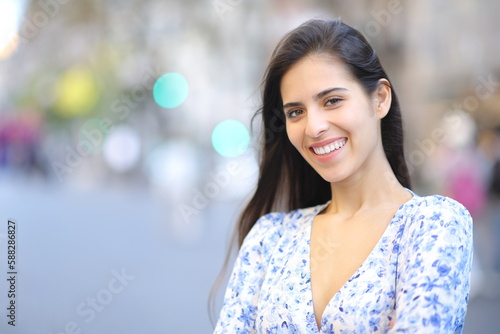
[256,214,400,332]
[309,211,399,327]
[310,214,390,295]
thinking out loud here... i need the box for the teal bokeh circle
[153,72,189,109]
[211,120,250,157]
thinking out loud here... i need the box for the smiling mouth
[310,138,347,155]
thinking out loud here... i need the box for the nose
[305,108,329,138]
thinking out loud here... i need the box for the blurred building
[0,0,499,333]
[0,0,498,190]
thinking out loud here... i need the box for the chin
[320,175,345,184]
[312,167,348,184]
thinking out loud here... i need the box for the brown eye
[286,109,304,119]
[325,97,342,106]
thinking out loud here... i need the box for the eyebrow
[282,87,349,110]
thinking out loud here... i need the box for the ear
[373,79,392,119]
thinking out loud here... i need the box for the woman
[214,19,473,333]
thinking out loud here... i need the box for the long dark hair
[209,18,412,324]
[239,18,411,246]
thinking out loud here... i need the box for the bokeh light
[54,66,100,117]
[0,34,18,60]
[77,118,110,155]
[0,0,22,60]
[152,72,189,109]
[211,119,250,157]
[442,110,477,149]
[145,140,199,192]
[103,125,141,173]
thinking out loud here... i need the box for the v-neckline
[305,190,416,332]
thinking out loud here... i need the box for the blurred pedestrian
[489,127,500,274]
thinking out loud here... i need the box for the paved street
[0,176,497,333]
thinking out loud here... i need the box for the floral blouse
[214,193,473,333]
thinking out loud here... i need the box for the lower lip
[310,143,346,163]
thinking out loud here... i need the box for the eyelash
[326,97,342,105]
[285,109,303,119]
[285,97,343,119]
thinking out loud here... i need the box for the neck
[326,150,410,217]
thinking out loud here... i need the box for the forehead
[280,54,357,99]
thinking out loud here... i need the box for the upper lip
[308,137,347,149]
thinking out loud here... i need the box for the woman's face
[280,54,390,184]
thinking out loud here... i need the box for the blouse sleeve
[390,196,473,333]
[214,212,285,334]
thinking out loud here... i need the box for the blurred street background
[0,0,499,333]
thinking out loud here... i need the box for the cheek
[349,117,381,153]
[342,106,377,133]
[286,124,303,149]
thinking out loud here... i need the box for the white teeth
[312,139,346,155]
